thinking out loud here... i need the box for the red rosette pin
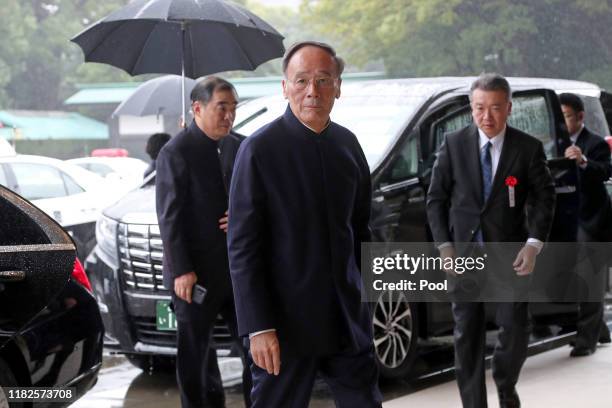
[505,176,517,207]
[505,176,518,187]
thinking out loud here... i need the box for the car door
[0,185,76,349]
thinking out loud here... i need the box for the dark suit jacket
[427,125,555,245]
[573,127,612,240]
[155,121,243,293]
[228,106,373,356]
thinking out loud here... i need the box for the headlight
[95,215,118,260]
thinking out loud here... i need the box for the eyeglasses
[289,76,337,90]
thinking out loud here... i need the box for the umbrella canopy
[71,0,285,78]
[112,75,197,117]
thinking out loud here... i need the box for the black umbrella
[71,0,285,121]
[112,75,197,118]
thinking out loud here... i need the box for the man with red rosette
[427,73,555,408]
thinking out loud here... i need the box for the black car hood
[102,182,156,222]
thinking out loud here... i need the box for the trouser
[575,226,610,349]
[452,302,530,408]
[173,293,252,408]
[249,344,382,408]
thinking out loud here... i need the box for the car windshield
[234,81,435,169]
[59,162,107,191]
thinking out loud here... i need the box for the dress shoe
[599,330,611,344]
[498,388,520,408]
[569,346,595,357]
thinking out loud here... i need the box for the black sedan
[0,185,103,407]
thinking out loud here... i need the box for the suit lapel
[463,125,484,206]
[484,126,520,210]
[574,127,588,150]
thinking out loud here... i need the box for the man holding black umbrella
[156,76,251,408]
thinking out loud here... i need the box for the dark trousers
[174,293,252,408]
[249,344,382,408]
[452,302,530,408]
[575,227,611,349]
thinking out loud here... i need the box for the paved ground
[384,342,612,407]
[71,311,612,407]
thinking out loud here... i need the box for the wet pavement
[71,309,611,407]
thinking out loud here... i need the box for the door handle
[0,270,25,282]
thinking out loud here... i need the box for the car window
[433,108,472,150]
[86,163,114,177]
[507,95,554,157]
[582,95,610,137]
[433,94,555,158]
[388,134,419,182]
[62,172,85,195]
[11,163,67,200]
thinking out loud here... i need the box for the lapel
[483,126,520,211]
[574,127,588,150]
[462,125,484,206]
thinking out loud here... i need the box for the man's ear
[282,79,288,99]
[578,111,586,123]
[336,78,342,99]
[192,101,200,116]
[507,100,512,116]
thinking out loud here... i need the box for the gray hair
[282,41,345,77]
[190,76,237,105]
[469,73,512,101]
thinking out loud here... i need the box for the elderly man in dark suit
[559,92,612,357]
[228,41,382,407]
[156,76,251,408]
[427,73,555,408]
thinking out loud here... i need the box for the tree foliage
[302,0,612,89]
[0,0,133,110]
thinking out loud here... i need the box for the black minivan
[86,76,611,379]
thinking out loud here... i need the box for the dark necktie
[476,141,492,243]
[481,141,493,202]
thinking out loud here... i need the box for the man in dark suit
[156,77,251,408]
[559,92,612,356]
[427,73,555,408]
[228,41,382,407]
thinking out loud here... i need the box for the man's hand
[513,245,538,276]
[174,271,198,303]
[250,331,281,376]
[219,210,229,233]
[439,246,456,275]
[565,145,585,166]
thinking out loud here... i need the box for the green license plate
[156,300,177,331]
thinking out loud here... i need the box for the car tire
[0,357,24,408]
[373,291,419,379]
[126,354,175,372]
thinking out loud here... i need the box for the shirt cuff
[249,329,276,338]
[526,238,543,254]
[438,242,453,250]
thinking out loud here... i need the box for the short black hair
[146,133,171,160]
[470,73,512,101]
[190,76,237,106]
[559,93,585,113]
[282,41,345,77]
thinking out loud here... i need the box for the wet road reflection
[72,317,611,407]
